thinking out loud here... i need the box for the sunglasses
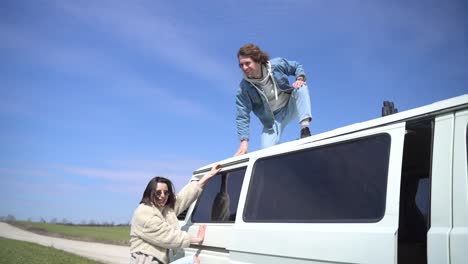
[155,190,170,197]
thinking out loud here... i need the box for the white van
[178,94,468,264]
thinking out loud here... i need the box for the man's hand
[292,80,306,89]
[234,140,249,156]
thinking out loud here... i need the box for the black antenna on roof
[382,101,398,116]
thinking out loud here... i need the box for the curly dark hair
[140,176,176,209]
[237,43,270,64]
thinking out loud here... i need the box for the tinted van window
[244,134,391,222]
[192,168,246,223]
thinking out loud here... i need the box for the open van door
[228,123,406,264]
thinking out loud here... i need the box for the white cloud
[53,0,238,88]
[60,166,150,181]
[56,156,208,190]
[0,167,91,198]
[112,79,216,118]
[0,156,205,198]
[0,23,218,120]
[0,168,51,178]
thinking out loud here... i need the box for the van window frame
[190,166,247,223]
[243,133,392,223]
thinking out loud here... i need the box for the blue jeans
[261,85,312,148]
[170,255,195,264]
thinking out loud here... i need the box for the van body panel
[450,109,468,264]
[228,224,397,264]
[228,250,356,264]
[428,113,454,264]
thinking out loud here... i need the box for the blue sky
[0,0,466,224]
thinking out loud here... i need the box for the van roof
[194,94,468,174]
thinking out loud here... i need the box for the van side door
[229,123,406,264]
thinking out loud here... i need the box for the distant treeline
[0,214,129,226]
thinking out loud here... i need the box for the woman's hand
[190,224,207,244]
[197,224,206,240]
[208,163,222,179]
[198,163,221,187]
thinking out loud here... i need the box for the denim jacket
[235,57,306,141]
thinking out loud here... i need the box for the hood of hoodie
[243,62,279,100]
[243,61,290,113]
[243,62,270,83]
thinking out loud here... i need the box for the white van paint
[178,94,468,264]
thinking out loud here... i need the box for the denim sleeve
[277,58,306,79]
[235,87,252,141]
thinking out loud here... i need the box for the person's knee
[261,128,280,148]
[261,140,276,148]
[261,137,278,148]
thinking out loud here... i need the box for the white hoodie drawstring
[267,62,279,101]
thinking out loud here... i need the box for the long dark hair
[237,43,270,64]
[140,176,176,209]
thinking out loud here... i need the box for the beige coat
[130,182,202,264]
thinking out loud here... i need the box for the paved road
[0,222,129,264]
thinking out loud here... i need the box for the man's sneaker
[300,127,311,138]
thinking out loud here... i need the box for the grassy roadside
[8,221,130,246]
[0,236,105,264]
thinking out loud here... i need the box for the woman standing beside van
[130,163,221,264]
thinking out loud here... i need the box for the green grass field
[11,221,130,245]
[0,237,104,264]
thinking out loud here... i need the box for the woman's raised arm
[198,163,222,188]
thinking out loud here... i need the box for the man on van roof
[234,43,313,156]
